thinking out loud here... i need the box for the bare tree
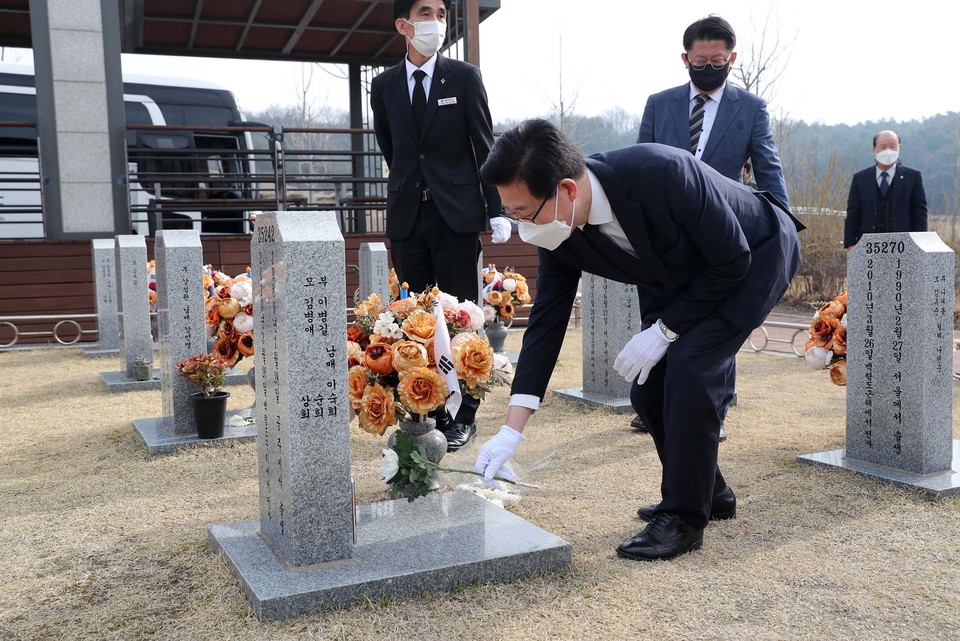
[731,7,801,145]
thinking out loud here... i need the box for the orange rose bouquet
[481,264,532,326]
[204,265,254,368]
[803,291,847,386]
[347,275,497,435]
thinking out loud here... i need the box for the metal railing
[0,122,391,238]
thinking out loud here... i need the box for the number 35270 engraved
[864,240,905,254]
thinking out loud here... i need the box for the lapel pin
[440,78,446,84]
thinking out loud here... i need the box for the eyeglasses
[686,55,731,71]
[499,194,550,223]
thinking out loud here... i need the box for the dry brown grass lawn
[1,331,959,641]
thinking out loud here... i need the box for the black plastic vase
[190,391,230,439]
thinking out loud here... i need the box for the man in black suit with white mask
[370,0,509,451]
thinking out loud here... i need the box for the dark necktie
[689,93,708,154]
[879,171,890,197]
[412,69,427,132]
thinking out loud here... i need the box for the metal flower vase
[387,417,447,496]
[485,320,509,354]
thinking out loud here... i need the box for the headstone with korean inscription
[115,234,152,377]
[799,232,960,497]
[154,230,207,435]
[253,211,355,566]
[208,212,571,620]
[553,274,641,412]
[358,241,389,302]
[83,238,120,356]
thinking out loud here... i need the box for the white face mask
[404,19,446,57]
[875,149,899,166]
[517,187,575,251]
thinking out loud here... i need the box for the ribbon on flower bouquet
[431,299,462,420]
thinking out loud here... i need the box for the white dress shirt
[405,54,438,104]
[509,169,638,411]
[876,165,896,187]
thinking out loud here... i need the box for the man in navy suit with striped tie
[633,14,790,440]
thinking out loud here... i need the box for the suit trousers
[389,199,482,304]
[629,313,751,530]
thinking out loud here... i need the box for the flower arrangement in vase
[347,278,494,436]
[803,291,848,386]
[480,264,533,327]
[203,265,255,368]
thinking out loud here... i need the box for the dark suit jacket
[512,144,802,400]
[637,82,790,210]
[370,55,500,240]
[843,163,927,248]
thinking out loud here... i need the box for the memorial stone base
[797,440,960,498]
[552,387,635,413]
[100,368,248,392]
[133,407,257,455]
[82,345,120,358]
[209,490,572,621]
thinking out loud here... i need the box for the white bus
[0,63,262,238]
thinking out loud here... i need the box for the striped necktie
[689,93,708,154]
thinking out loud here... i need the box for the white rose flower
[483,305,497,323]
[233,312,254,334]
[230,281,253,306]
[380,448,400,483]
[456,301,485,331]
[502,278,517,293]
[841,313,847,329]
[438,292,459,311]
[804,346,834,370]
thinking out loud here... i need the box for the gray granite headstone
[155,230,207,435]
[254,211,355,566]
[553,274,641,413]
[799,232,960,497]
[131,230,257,454]
[83,239,120,357]
[116,235,152,376]
[209,212,571,619]
[358,242,389,302]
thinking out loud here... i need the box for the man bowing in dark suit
[473,119,802,561]
[843,129,927,249]
[371,0,509,452]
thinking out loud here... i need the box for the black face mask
[688,62,731,93]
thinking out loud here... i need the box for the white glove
[490,217,512,244]
[474,425,524,486]
[613,321,672,385]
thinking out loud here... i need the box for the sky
[3,0,956,127]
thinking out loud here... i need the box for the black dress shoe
[439,421,477,453]
[630,415,649,433]
[616,512,704,561]
[636,485,736,522]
